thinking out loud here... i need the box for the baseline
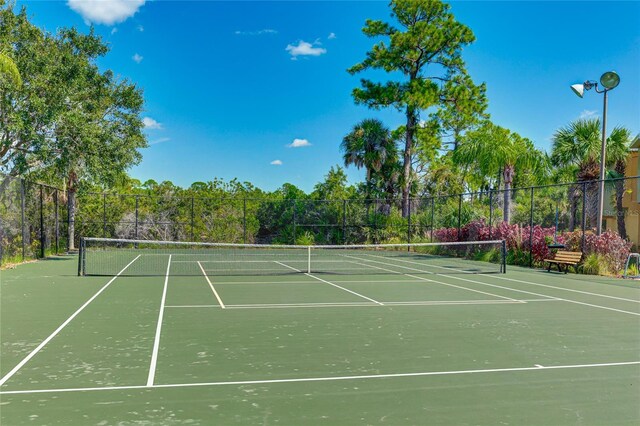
[1,360,637,395]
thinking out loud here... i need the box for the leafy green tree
[0,4,66,175]
[49,29,145,248]
[348,0,484,216]
[453,121,544,224]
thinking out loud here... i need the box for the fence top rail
[5,174,639,205]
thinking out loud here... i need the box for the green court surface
[1,255,639,425]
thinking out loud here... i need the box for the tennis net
[78,237,507,276]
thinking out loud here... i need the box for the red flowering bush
[563,230,631,273]
[429,220,632,274]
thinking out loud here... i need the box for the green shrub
[580,253,610,276]
[295,231,315,246]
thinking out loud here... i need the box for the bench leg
[547,262,551,272]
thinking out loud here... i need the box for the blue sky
[19,0,640,192]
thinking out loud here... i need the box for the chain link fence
[2,174,638,268]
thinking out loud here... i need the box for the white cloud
[328,32,336,39]
[149,137,170,145]
[579,110,598,119]
[143,117,162,129]
[287,138,312,148]
[235,29,278,36]
[111,27,118,35]
[132,53,143,63]
[270,160,283,166]
[285,40,327,59]
[137,24,144,32]
[67,0,146,25]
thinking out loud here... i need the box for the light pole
[570,71,620,235]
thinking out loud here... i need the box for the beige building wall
[604,135,640,248]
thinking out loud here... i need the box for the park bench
[544,250,583,273]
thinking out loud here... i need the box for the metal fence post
[292,199,297,244]
[430,197,435,242]
[489,190,493,240]
[55,189,59,254]
[529,187,534,268]
[103,193,107,238]
[20,179,25,261]
[457,194,462,241]
[407,198,412,245]
[243,198,247,244]
[582,182,587,251]
[135,195,139,240]
[40,185,45,258]
[342,199,347,244]
[191,196,195,242]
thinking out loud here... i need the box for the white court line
[212,279,429,285]
[342,255,521,303]
[1,360,637,395]
[198,261,226,309]
[362,254,640,317]
[147,255,172,387]
[491,275,640,304]
[274,261,384,305]
[364,253,640,304]
[164,299,527,310]
[0,255,142,388]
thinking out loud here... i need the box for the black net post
[77,237,85,276]
[40,185,45,258]
[529,186,534,267]
[502,239,507,273]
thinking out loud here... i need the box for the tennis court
[1,240,639,425]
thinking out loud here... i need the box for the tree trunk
[67,170,78,251]
[614,160,628,239]
[502,165,515,224]
[401,106,417,218]
[585,180,599,230]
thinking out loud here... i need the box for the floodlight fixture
[600,71,620,89]
[569,71,621,235]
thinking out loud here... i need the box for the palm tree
[551,119,632,232]
[453,121,543,224]
[604,127,633,239]
[341,119,396,200]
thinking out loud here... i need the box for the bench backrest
[554,251,583,263]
